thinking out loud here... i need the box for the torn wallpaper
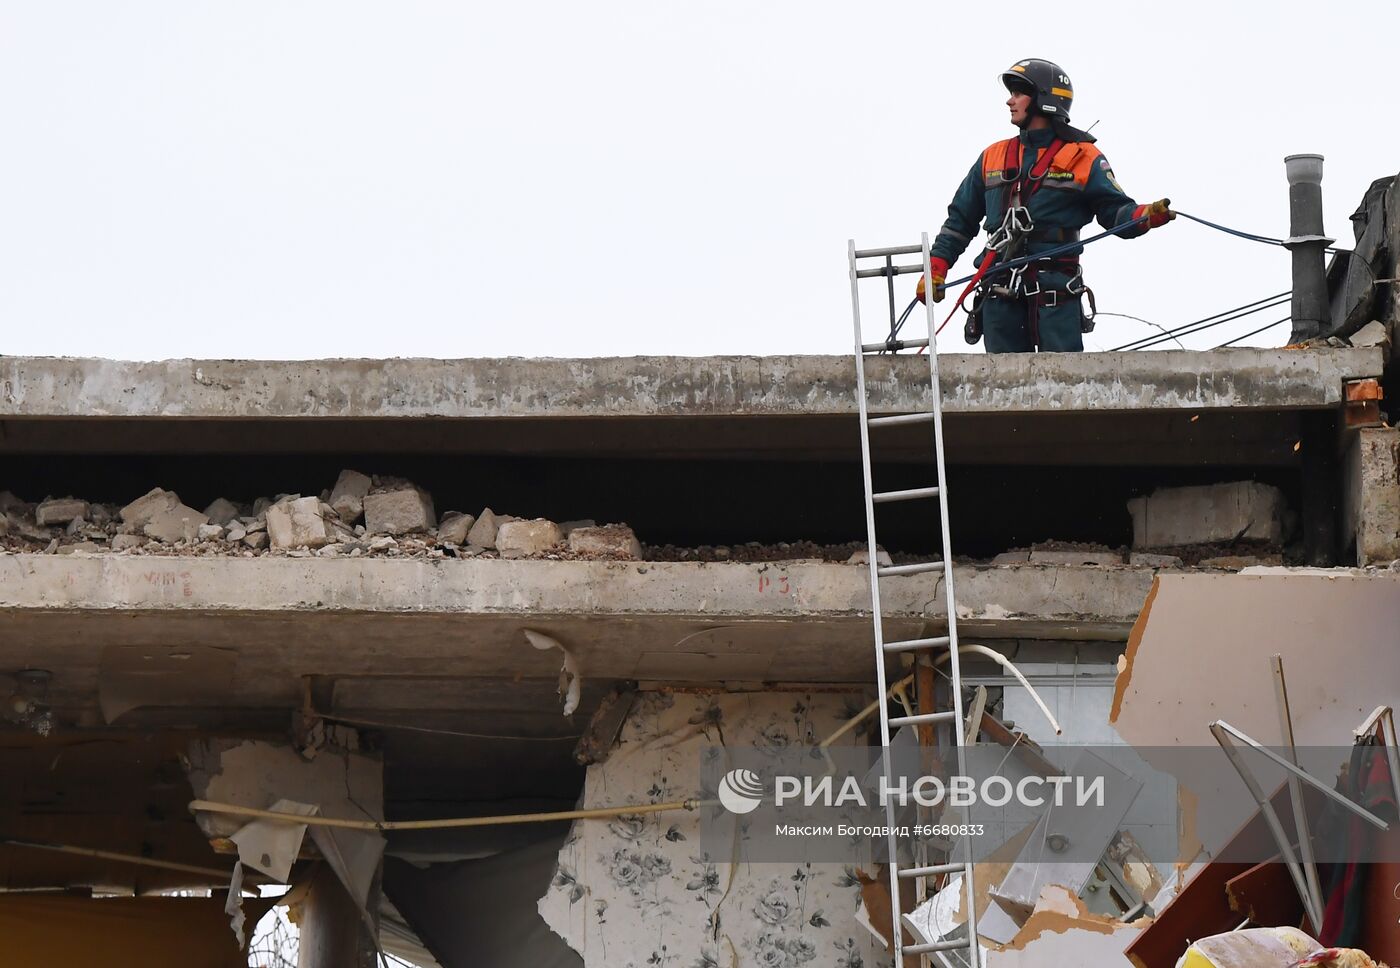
[538,690,885,967]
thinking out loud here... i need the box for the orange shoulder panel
[1051,142,1102,187]
[980,138,1018,180]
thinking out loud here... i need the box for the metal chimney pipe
[1284,154,1333,343]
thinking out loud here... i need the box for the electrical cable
[1175,210,1348,255]
[1110,291,1290,351]
[1122,296,1291,351]
[1214,315,1291,348]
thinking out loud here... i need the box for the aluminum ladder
[847,234,980,967]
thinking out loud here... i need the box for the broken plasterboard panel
[1110,571,1400,861]
[984,884,1141,966]
[1112,571,1400,746]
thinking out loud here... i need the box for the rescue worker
[917,59,1174,353]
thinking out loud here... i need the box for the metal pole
[1270,655,1324,928]
[1284,154,1333,342]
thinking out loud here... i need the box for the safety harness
[944,136,1090,347]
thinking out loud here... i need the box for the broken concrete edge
[0,348,1383,419]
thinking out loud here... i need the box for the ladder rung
[868,412,935,428]
[854,263,923,279]
[860,337,929,353]
[899,861,967,879]
[905,939,973,956]
[889,710,956,728]
[883,635,951,654]
[853,243,923,258]
[878,561,943,577]
[873,485,940,504]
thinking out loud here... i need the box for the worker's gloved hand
[915,257,951,303]
[1133,198,1175,230]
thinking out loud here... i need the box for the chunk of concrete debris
[198,524,226,541]
[568,524,642,559]
[558,519,597,538]
[368,536,397,552]
[1028,548,1123,566]
[846,548,893,567]
[226,524,247,542]
[35,498,88,526]
[1350,319,1390,349]
[0,491,26,514]
[120,487,182,529]
[436,511,476,546]
[265,496,330,550]
[243,532,269,550]
[329,470,372,523]
[466,507,510,549]
[144,503,211,543]
[497,519,563,558]
[57,541,101,555]
[364,485,435,536]
[1127,481,1286,548]
[203,498,241,527]
[1128,552,1184,568]
[111,534,145,551]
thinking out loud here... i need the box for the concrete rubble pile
[0,477,1308,572]
[0,470,645,562]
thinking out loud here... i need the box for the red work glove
[915,257,951,303]
[1133,198,1175,230]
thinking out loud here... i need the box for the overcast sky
[1,2,1394,360]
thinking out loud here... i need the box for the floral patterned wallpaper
[538,691,885,968]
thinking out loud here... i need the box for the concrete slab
[0,349,1379,420]
[0,556,1152,703]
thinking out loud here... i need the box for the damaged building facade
[1,173,1398,967]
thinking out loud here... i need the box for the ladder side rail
[848,239,909,963]
[920,232,981,968]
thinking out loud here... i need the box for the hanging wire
[1090,312,1187,350]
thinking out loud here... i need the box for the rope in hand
[884,208,1346,352]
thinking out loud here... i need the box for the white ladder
[847,234,981,966]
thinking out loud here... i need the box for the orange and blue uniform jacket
[930,126,1145,268]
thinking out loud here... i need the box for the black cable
[1176,210,1349,255]
[1110,291,1290,351]
[1123,296,1291,351]
[1214,316,1291,348]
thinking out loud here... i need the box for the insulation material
[0,894,249,967]
[538,691,883,967]
[525,629,582,716]
[225,861,247,947]
[1176,926,1318,967]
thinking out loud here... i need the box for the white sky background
[1,2,1394,361]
